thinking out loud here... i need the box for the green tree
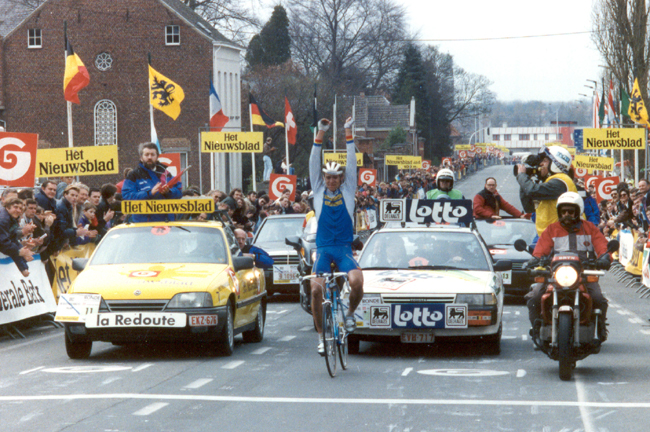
[382,126,407,149]
[246,5,291,68]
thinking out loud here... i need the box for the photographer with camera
[516,146,577,238]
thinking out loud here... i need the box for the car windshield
[303,216,317,242]
[358,231,490,271]
[255,217,305,244]
[90,225,229,265]
[475,219,537,246]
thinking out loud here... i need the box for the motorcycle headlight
[167,292,213,308]
[311,250,317,263]
[554,265,578,288]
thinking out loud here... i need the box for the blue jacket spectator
[35,180,58,213]
[583,193,600,225]
[121,143,182,223]
[0,198,31,275]
[53,185,83,250]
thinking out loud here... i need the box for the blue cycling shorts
[313,245,360,274]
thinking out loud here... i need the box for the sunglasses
[559,208,576,216]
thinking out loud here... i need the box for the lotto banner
[358,169,377,187]
[51,243,96,300]
[0,132,38,187]
[380,199,473,224]
[268,174,296,201]
[0,253,56,325]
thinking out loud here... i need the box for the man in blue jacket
[234,228,273,268]
[122,143,183,222]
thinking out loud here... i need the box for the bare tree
[450,68,495,123]
[592,0,650,101]
[181,0,260,43]
[288,0,408,93]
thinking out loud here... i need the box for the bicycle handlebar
[301,272,349,281]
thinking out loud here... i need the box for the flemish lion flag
[63,40,90,104]
[250,94,283,128]
[629,78,650,126]
[149,65,185,120]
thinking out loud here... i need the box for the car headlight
[554,265,578,288]
[456,293,497,305]
[167,292,213,308]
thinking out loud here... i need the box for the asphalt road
[2,165,650,432]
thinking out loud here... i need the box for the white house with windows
[488,124,579,153]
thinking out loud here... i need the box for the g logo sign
[158,153,181,177]
[595,176,620,202]
[358,169,377,187]
[421,160,431,170]
[269,173,296,201]
[0,133,38,187]
[575,168,587,178]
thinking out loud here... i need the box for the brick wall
[1,0,214,190]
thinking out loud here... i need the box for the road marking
[42,366,132,374]
[133,402,168,416]
[132,364,153,372]
[252,347,272,355]
[515,311,520,316]
[299,326,313,331]
[184,379,213,389]
[516,369,526,378]
[629,317,645,325]
[576,376,597,432]
[417,369,509,377]
[640,329,650,336]
[521,335,528,341]
[616,309,631,315]
[276,310,288,315]
[278,336,296,342]
[402,368,413,376]
[222,361,245,370]
[19,366,44,375]
[502,336,517,339]
[5,393,650,408]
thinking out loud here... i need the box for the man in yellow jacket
[516,146,577,237]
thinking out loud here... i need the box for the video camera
[513,152,545,177]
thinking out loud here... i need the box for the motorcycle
[514,239,619,381]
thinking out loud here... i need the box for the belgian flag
[63,40,90,104]
[250,93,283,128]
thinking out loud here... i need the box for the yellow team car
[55,221,266,359]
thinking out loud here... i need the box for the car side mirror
[71,258,88,272]
[493,260,512,272]
[232,256,254,272]
[514,239,527,252]
[285,236,301,249]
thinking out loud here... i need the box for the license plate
[500,270,512,285]
[400,333,435,343]
[273,265,300,284]
[189,315,218,326]
[85,312,186,328]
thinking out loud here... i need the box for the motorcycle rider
[309,116,364,356]
[526,192,611,341]
[517,146,576,237]
[425,168,464,199]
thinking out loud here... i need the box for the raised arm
[310,119,330,192]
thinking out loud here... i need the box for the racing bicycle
[302,271,350,377]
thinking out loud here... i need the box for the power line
[410,31,593,42]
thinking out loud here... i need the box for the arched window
[94,100,117,146]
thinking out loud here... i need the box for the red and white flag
[209,78,229,131]
[285,97,297,145]
[605,80,617,127]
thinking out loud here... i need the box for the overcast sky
[253,0,602,103]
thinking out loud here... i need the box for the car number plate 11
[400,333,435,343]
[501,270,512,285]
[189,315,218,326]
[273,265,300,284]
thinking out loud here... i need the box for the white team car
[345,225,510,354]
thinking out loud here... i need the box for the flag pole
[64,22,73,148]
[249,102,257,191]
[285,103,290,170]
[333,94,337,153]
[147,53,162,154]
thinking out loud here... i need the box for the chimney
[360,92,365,98]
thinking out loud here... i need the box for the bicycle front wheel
[337,307,348,370]
[322,302,337,377]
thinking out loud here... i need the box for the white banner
[618,230,635,268]
[0,253,57,325]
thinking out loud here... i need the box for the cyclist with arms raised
[310,116,364,356]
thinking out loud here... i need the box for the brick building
[0,0,243,192]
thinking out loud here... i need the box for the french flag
[209,78,229,131]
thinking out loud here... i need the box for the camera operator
[516,146,577,238]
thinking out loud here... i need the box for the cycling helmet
[322,161,343,176]
[543,146,572,175]
[556,191,583,227]
[436,168,455,191]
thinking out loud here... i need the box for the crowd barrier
[0,253,59,338]
[609,229,650,298]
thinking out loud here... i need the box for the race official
[473,177,523,219]
[122,142,183,222]
[517,146,576,237]
[425,169,464,199]
[234,228,273,268]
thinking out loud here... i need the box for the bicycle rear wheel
[337,307,348,370]
[322,302,337,377]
